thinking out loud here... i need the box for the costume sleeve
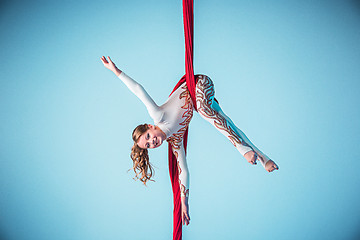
[171,140,189,198]
[118,72,163,122]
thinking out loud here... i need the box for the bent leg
[195,75,273,168]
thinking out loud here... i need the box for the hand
[181,196,190,226]
[100,56,121,76]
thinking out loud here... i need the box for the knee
[196,74,208,79]
[195,75,214,93]
[196,74,212,84]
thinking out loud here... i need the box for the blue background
[1,0,360,239]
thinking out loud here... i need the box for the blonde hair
[130,124,155,185]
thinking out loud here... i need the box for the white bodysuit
[118,72,271,198]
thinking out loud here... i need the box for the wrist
[113,67,122,76]
[181,195,189,205]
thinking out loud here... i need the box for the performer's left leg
[195,75,278,172]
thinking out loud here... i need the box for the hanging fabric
[168,1,195,240]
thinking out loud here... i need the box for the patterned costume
[118,72,272,197]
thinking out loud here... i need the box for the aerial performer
[100,56,279,219]
[100,1,278,239]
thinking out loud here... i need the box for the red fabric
[182,0,197,112]
[168,1,195,240]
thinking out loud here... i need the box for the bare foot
[265,160,279,172]
[244,151,257,165]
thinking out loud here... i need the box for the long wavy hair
[130,124,155,185]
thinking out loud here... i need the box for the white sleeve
[118,72,163,122]
[171,141,189,198]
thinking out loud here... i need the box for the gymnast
[100,56,279,226]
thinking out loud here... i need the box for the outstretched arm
[100,56,162,122]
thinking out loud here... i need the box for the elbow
[132,83,145,94]
[181,168,189,179]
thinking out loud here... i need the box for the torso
[156,81,194,146]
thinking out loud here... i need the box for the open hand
[181,197,190,225]
[100,56,121,75]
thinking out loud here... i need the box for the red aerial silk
[182,0,197,108]
[168,1,196,240]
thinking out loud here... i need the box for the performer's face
[137,124,165,149]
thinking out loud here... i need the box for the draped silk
[168,1,195,240]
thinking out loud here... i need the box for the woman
[100,56,279,226]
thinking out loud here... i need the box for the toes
[251,153,258,165]
[273,163,279,171]
[244,151,257,165]
[269,164,279,172]
[265,160,279,172]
